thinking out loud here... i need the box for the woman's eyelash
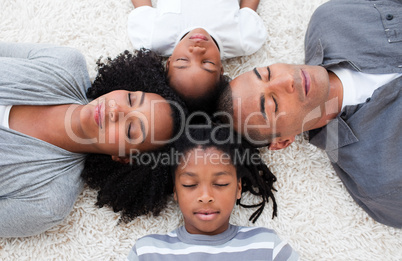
[128,93,132,106]
[127,123,132,139]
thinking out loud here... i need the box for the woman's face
[79,90,173,156]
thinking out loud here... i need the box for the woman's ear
[111,155,130,164]
[268,136,295,150]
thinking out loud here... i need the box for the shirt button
[386,14,394,20]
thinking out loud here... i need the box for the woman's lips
[190,33,208,41]
[94,103,103,128]
[301,69,311,97]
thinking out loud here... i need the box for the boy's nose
[198,188,214,203]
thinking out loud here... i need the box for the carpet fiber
[0,0,401,260]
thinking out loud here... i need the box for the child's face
[166,28,223,100]
[174,147,241,235]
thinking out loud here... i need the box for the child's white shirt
[127,0,267,59]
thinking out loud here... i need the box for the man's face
[166,28,223,99]
[228,63,330,146]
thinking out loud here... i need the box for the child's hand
[131,0,152,8]
[240,0,260,12]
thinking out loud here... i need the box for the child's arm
[131,0,152,8]
[240,0,260,12]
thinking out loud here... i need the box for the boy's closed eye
[214,183,229,187]
[181,183,230,188]
[182,184,197,188]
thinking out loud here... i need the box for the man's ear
[220,66,224,75]
[268,136,295,150]
[111,155,130,164]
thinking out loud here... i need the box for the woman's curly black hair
[171,121,278,223]
[82,48,188,222]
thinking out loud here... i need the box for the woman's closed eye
[127,121,145,142]
[127,122,132,139]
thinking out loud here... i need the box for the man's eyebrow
[267,66,271,81]
[253,67,262,80]
[260,94,267,120]
[139,92,145,106]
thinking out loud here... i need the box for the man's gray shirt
[305,0,402,228]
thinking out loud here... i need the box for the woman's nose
[108,100,127,122]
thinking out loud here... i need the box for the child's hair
[168,74,231,115]
[171,121,278,223]
[82,48,188,223]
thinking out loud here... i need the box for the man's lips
[190,33,208,41]
[301,69,311,97]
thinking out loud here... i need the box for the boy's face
[166,28,223,100]
[174,147,241,235]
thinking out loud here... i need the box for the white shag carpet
[0,0,401,260]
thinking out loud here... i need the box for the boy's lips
[194,210,220,221]
[190,33,208,41]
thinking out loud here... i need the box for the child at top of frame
[127,0,267,113]
[126,124,299,261]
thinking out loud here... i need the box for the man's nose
[268,74,295,94]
